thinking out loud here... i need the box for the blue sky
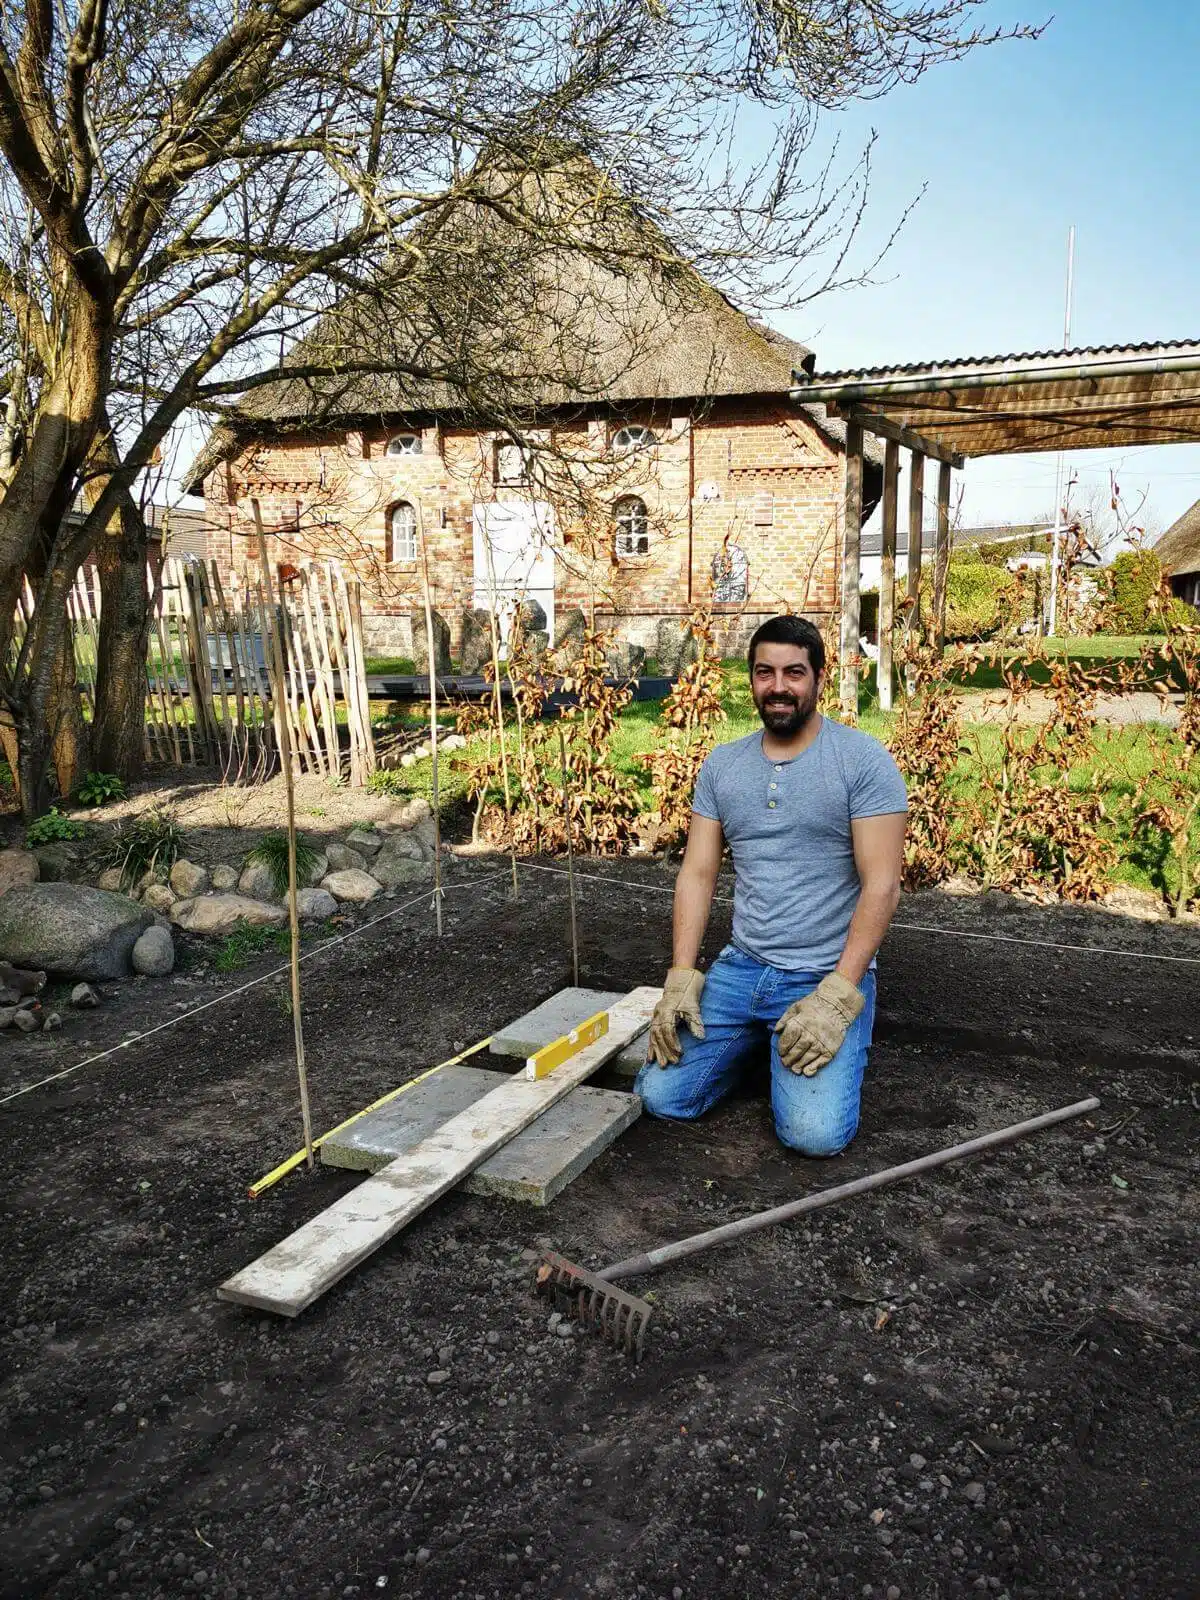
[768,0,1200,539]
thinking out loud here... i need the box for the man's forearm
[834,883,901,986]
[672,867,717,969]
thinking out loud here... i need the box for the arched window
[388,501,418,563]
[386,433,422,457]
[614,496,650,559]
[612,425,656,453]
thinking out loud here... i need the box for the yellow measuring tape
[247,1035,495,1199]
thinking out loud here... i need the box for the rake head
[535,1251,652,1362]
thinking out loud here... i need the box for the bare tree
[0,0,1035,809]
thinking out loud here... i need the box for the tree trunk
[92,486,151,780]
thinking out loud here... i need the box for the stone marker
[489,986,648,1079]
[321,1065,641,1206]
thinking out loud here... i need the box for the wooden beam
[877,440,899,712]
[904,451,925,694]
[217,988,661,1317]
[932,461,953,651]
[839,421,864,717]
[832,404,965,469]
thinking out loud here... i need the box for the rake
[534,1095,1100,1361]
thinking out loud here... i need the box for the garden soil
[0,857,1196,1600]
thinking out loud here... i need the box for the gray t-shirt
[692,719,907,972]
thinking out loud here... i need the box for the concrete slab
[320,1066,641,1206]
[488,986,624,1060]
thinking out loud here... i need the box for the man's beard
[754,688,818,737]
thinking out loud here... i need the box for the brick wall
[202,397,845,657]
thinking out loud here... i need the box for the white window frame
[386,433,423,457]
[388,501,418,563]
[614,496,650,560]
[612,424,656,454]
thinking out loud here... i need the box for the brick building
[185,240,881,660]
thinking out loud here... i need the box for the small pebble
[426,1371,450,1386]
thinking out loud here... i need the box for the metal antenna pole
[1048,225,1076,638]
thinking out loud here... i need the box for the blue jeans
[634,945,876,1156]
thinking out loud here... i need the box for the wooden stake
[558,725,580,987]
[415,503,443,937]
[251,499,315,1172]
[878,439,899,713]
[839,420,864,718]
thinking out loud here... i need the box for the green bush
[77,771,127,806]
[1104,549,1163,633]
[105,809,182,887]
[922,558,1019,641]
[26,808,85,847]
[246,829,321,896]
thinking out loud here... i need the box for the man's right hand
[647,967,706,1066]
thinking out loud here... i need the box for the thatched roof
[1154,498,1200,577]
[182,160,837,494]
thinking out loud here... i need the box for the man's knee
[634,1063,704,1122]
[775,1117,857,1157]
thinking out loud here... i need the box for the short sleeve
[850,739,908,819]
[692,751,721,820]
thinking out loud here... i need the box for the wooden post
[251,499,315,1172]
[933,460,953,651]
[878,439,899,712]
[415,503,443,937]
[838,420,864,717]
[904,450,926,694]
[558,726,580,987]
[481,526,519,900]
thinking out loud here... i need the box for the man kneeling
[635,615,907,1156]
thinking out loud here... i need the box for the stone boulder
[321,869,383,905]
[372,852,433,890]
[142,882,177,915]
[1102,885,1166,922]
[96,867,125,892]
[171,894,287,935]
[238,860,278,901]
[395,797,432,830]
[0,884,154,981]
[556,607,587,656]
[326,842,367,872]
[34,842,84,883]
[518,596,547,633]
[411,606,452,675]
[169,859,209,898]
[460,608,495,673]
[210,864,239,891]
[132,926,175,977]
[302,851,329,887]
[655,617,699,677]
[604,639,646,681]
[344,826,384,858]
[0,850,39,898]
[296,887,338,920]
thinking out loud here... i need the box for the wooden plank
[877,439,899,713]
[524,1011,608,1080]
[217,987,660,1317]
[838,420,864,717]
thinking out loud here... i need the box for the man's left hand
[774,973,865,1077]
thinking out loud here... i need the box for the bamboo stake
[481,528,519,899]
[252,500,315,1172]
[303,564,342,779]
[558,725,580,986]
[415,503,443,937]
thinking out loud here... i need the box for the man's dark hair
[747,614,826,675]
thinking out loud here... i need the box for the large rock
[0,884,154,981]
[321,869,383,904]
[0,850,39,898]
[142,882,177,915]
[302,851,329,887]
[171,894,287,935]
[411,606,451,675]
[238,860,278,901]
[556,607,587,656]
[326,842,367,872]
[344,827,383,858]
[604,639,645,681]
[169,859,209,898]
[210,864,239,891]
[518,596,547,633]
[655,617,699,676]
[296,887,338,920]
[132,926,175,977]
[34,842,84,883]
[1102,885,1166,922]
[372,853,433,889]
[460,608,495,673]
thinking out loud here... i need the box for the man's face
[750,642,824,737]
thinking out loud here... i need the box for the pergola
[791,339,1200,711]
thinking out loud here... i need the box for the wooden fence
[17,556,377,784]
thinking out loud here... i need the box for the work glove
[647,967,706,1067]
[774,973,865,1077]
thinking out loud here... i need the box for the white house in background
[858,522,1055,591]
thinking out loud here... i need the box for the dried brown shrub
[638,610,726,848]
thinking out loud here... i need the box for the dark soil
[1,857,1196,1600]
